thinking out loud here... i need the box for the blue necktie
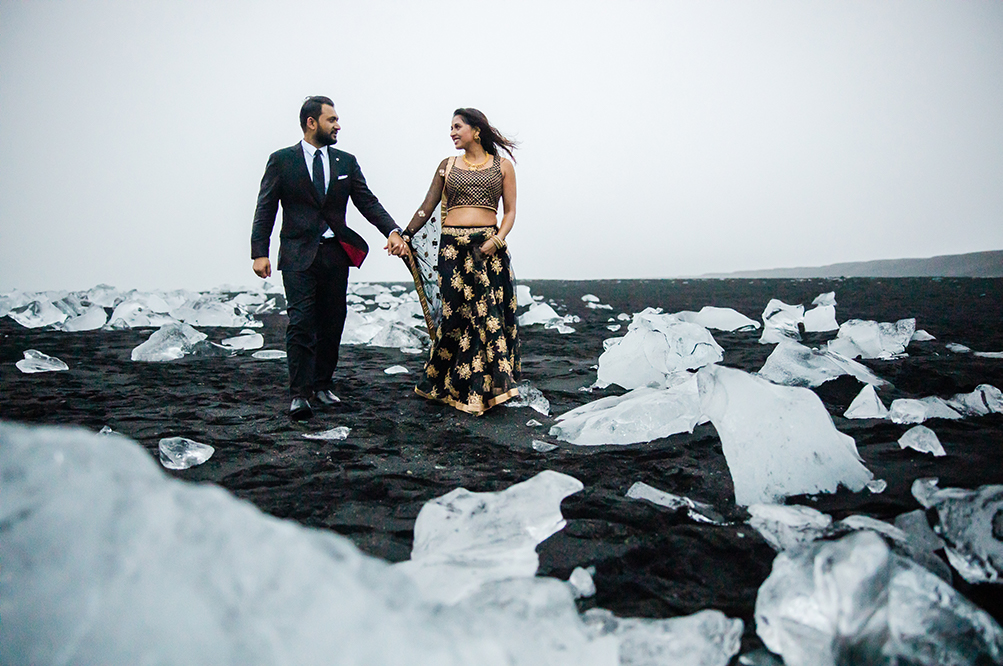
[312,149,325,199]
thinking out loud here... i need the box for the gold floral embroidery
[483,375,492,392]
[426,364,439,378]
[464,255,474,273]
[491,257,503,273]
[472,354,484,372]
[467,393,484,411]
[463,285,474,301]
[498,358,512,374]
[476,299,487,317]
[509,296,518,311]
[443,245,458,260]
[456,235,469,246]
[494,287,504,302]
[438,348,453,360]
[496,337,508,353]
[451,272,465,291]
[460,304,472,320]
[441,302,452,318]
[457,363,472,379]
[486,316,501,333]
[460,332,471,351]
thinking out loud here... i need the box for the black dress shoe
[314,389,341,406]
[289,397,313,420]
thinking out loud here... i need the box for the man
[251,96,408,419]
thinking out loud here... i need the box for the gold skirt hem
[414,386,520,416]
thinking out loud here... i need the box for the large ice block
[107,300,178,329]
[15,350,69,374]
[946,384,1003,416]
[673,306,760,332]
[394,470,584,604]
[826,318,916,360]
[131,323,208,362]
[57,305,108,331]
[518,302,561,326]
[369,320,425,349]
[697,364,873,505]
[597,309,723,389]
[754,530,1003,666]
[888,397,963,424]
[758,299,804,344]
[515,284,534,307]
[802,292,839,332]
[550,377,705,446]
[843,384,889,419]
[171,297,259,328]
[7,296,68,329]
[757,340,886,388]
[912,478,1003,584]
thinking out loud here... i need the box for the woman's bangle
[492,235,506,250]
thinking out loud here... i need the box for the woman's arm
[403,158,449,238]
[481,158,516,256]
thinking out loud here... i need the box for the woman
[393,108,520,415]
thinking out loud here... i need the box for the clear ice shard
[369,321,424,349]
[757,340,886,388]
[758,299,804,344]
[826,318,916,360]
[626,481,726,524]
[596,308,723,390]
[802,292,838,332]
[746,504,832,551]
[911,329,936,342]
[550,378,705,446]
[302,427,350,441]
[58,305,108,331]
[171,297,260,328]
[582,608,743,666]
[16,350,69,374]
[131,323,208,362]
[505,380,551,415]
[912,478,1003,584]
[1,422,643,665]
[888,397,963,424]
[697,364,873,506]
[531,440,558,452]
[754,530,1003,666]
[384,365,409,374]
[672,306,760,331]
[7,296,68,329]
[518,302,561,325]
[394,470,584,604]
[158,437,215,469]
[252,349,286,360]
[568,567,596,598]
[946,384,1003,416]
[897,425,946,456]
[843,384,889,419]
[221,331,264,350]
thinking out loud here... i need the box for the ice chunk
[597,309,723,389]
[394,470,583,604]
[369,321,424,349]
[56,304,108,331]
[384,365,409,374]
[898,425,946,457]
[697,364,873,506]
[674,306,760,332]
[606,324,621,331]
[349,282,389,297]
[131,323,208,362]
[7,296,68,329]
[892,509,953,582]
[81,284,123,307]
[16,350,69,374]
[946,342,972,353]
[302,427,351,441]
[505,380,550,415]
[758,299,804,344]
[158,437,214,469]
[568,567,596,599]
[746,504,832,551]
[946,384,1003,416]
[581,294,600,302]
[252,349,286,360]
[802,293,838,332]
[626,481,726,524]
[515,284,534,307]
[912,478,1003,584]
[550,379,705,446]
[866,478,888,493]
[843,384,889,419]
[526,419,543,427]
[888,397,963,424]
[171,297,259,328]
[826,318,916,360]
[518,302,561,326]
[220,332,264,350]
[755,530,1003,666]
[583,608,743,666]
[531,440,558,452]
[107,298,178,329]
[757,340,886,388]
[911,329,936,342]
[975,351,1003,359]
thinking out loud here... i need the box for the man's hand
[385,230,410,257]
[253,257,271,278]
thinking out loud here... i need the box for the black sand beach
[2,277,1002,652]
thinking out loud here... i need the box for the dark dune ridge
[2,277,1003,652]
[701,249,1003,278]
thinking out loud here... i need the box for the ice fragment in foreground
[697,364,873,506]
[251,349,286,360]
[758,299,803,344]
[597,308,723,389]
[888,397,963,424]
[384,365,409,374]
[826,318,915,359]
[16,350,69,374]
[912,478,1003,584]
[131,323,208,362]
[550,378,705,446]
[369,321,424,349]
[673,306,760,331]
[394,470,583,604]
[302,427,350,441]
[568,567,596,598]
[220,332,264,350]
[626,481,726,524]
[158,437,214,469]
[505,380,551,415]
[843,384,889,419]
[746,504,832,551]
[583,608,743,666]
[897,425,946,456]
[531,440,558,452]
[755,530,1003,666]
[802,293,838,332]
[758,340,886,388]
[946,384,1003,416]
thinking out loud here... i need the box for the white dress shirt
[301,139,335,239]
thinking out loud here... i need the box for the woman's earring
[473,130,481,142]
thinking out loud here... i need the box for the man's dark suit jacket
[251,144,397,270]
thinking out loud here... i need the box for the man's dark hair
[300,96,334,131]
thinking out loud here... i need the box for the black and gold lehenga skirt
[412,226,520,415]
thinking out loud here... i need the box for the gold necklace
[462,153,490,169]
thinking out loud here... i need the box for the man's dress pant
[281,240,350,399]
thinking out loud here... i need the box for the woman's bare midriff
[443,206,499,228]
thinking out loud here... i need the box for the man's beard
[317,129,337,146]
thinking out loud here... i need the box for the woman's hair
[453,108,518,162]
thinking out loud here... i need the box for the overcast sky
[1,0,1001,292]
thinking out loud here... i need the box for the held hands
[479,241,497,256]
[252,257,271,279]
[384,231,411,257]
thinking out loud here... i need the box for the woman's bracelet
[491,235,507,250]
